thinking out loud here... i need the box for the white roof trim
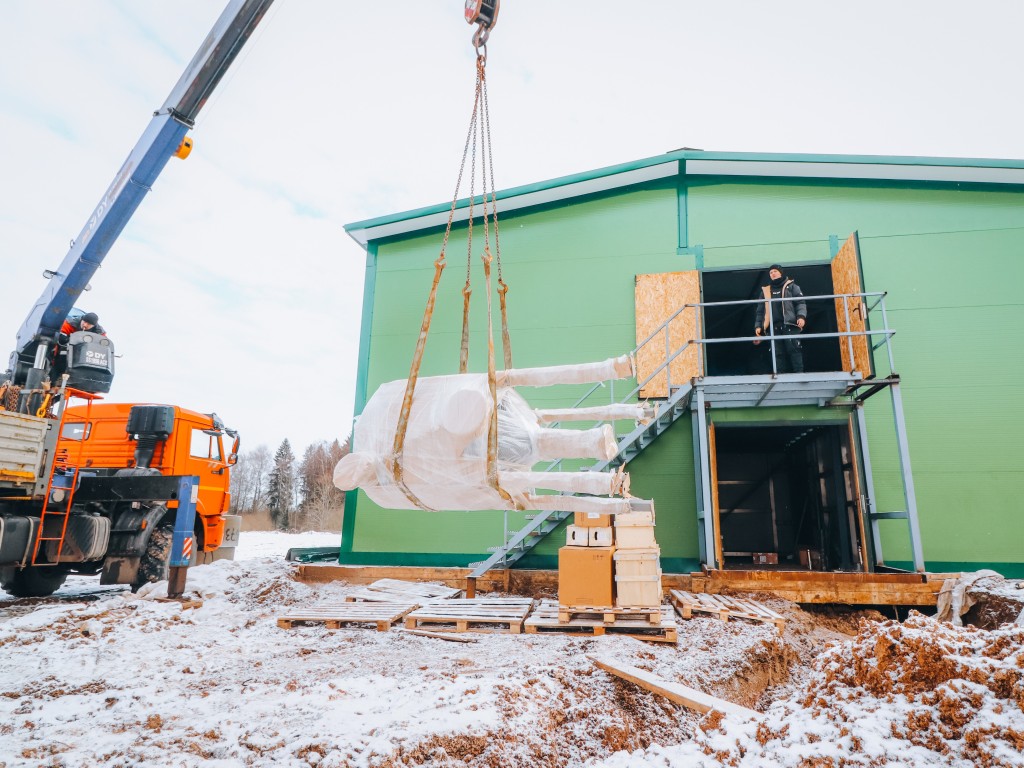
[347,161,679,246]
[686,159,1024,185]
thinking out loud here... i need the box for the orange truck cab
[0,399,241,598]
[57,402,241,560]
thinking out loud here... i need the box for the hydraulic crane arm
[10,0,275,378]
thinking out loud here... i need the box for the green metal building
[341,150,1024,578]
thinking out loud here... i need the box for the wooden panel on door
[635,271,702,398]
[830,233,874,377]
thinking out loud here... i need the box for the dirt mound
[794,613,1024,766]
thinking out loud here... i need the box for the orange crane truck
[0,0,273,598]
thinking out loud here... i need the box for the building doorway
[712,422,867,572]
[700,265,844,376]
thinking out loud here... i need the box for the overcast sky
[2,1,1021,456]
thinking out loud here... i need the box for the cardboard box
[559,546,615,607]
[615,526,656,548]
[589,526,613,547]
[752,552,779,565]
[566,525,589,547]
[574,512,613,528]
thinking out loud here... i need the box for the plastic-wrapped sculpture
[334,41,651,516]
[333,355,653,513]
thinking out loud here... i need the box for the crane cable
[391,29,515,511]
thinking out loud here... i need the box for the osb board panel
[635,271,702,398]
[831,233,873,376]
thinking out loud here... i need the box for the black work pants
[767,324,804,373]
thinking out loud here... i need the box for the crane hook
[465,0,499,51]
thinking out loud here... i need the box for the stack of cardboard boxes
[559,507,662,609]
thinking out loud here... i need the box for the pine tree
[267,439,296,531]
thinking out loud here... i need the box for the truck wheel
[0,566,68,598]
[132,526,173,592]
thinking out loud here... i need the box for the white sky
[2,1,1021,456]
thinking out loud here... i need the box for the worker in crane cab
[50,311,107,383]
[753,264,807,373]
[61,311,105,336]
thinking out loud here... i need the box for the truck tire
[0,565,68,598]
[132,526,173,592]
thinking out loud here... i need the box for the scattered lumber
[277,602,418,631]
[399,628,479,643]
[405,597,534,634]
[345,577,462,603]
[669,589,785,630]
[588,655,758,720]
[525,600,677,643]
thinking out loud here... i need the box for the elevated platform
[692,371,863,408]
[296,564,955,607]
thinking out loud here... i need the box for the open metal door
[830,233,874,377]
[635,271,703,398]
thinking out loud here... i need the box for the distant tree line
[229,437,350,532]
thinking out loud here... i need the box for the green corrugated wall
[344,173,1024,576]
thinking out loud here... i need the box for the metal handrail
[551,290,895,422]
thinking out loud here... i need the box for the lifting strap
[391,42,515,511]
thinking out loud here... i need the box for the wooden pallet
[345,578,462,603]
[404,598,534,634]
[524,600,678,643]
[556,605,663,625]
[277,602,418,631]
[669,589,785,630]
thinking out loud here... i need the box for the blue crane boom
[5,0,275,402]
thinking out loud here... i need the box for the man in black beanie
[61,311,105,336]
[754,264,807,373]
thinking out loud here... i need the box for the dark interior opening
[701,265,843,376]
[714,423,865,572]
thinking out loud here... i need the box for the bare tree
[229,444,272,515]
[294,438,349,531]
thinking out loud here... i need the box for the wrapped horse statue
[333,355,654,515]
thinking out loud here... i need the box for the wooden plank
[399,628,478,643]
[296,565,954,607]
[588,655,758,720]
[277,602,418,631]
[635,271,702,398]
[708,421,724,570]
[830,233,872,377]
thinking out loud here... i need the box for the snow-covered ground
[1,533,1022,767]
[235,530,340,561]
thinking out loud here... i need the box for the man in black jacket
[754,264,807,373]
